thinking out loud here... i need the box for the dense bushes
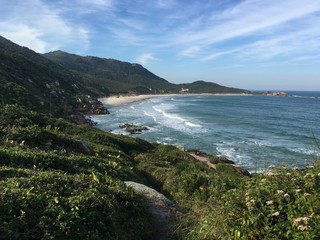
[0,105,153,239]
[134,144,320,239]
[0,172,152,240]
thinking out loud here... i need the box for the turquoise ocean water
[92,91,320,172]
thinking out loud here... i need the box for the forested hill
[43,51,178,94]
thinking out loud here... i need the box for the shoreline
[100,93,252,106]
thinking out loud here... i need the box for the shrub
[0,172,152,239]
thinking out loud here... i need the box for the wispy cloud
[175,0,320,62]
[136,53,157,65]
[0,23,47,53]
[156,0,177,9]
[0,0,90,53]
[180,46,201,57]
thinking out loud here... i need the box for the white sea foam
[143,111,157,122]
[246,139,274,148]
[153,106,202,129]
[185,121,201,127]
[288,147,318,156]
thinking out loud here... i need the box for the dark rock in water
[119,123,149,134]
[263,91,288,96]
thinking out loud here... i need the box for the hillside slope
[44,51,179,94]
[0,36,100,118]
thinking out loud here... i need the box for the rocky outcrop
[124,181,178,240]
[72,97,109,125]
[78,98,110,115]
[209,156,235,164]
[233,166,251,177]
[263,91,288,96]
[119,123,149,134]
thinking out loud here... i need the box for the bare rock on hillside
[125,181,179,240]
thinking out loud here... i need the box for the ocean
[91,91,320,172]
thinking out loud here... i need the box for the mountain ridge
[43,50,249,95]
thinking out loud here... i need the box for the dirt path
[190,153,216,170]
[124,181,178,240]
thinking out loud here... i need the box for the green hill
[0,36,102,117]
[179,80,250,94]
[43,50,179,94]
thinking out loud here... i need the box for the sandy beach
[100,93,252,106]
[100,94,178,106]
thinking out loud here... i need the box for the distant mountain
[43,51,179,94]
[179,80,249,94]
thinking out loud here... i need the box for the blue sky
[1,0,320,90]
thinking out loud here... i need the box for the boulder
[233,166,251,177]
[124,181,178,240]
[119,123,149,134]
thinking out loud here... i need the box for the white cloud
[173,0,320,46]
[73,0,115,13]
[180,46,201,57]
[164,0,320,65]
[156,0,177,9]
[0,23,47,53]
[136,53,157,65]
[0,0,90,53]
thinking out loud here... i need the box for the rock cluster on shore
[263,91,288,96]
[119,123,149,134]
[72,97,110,125]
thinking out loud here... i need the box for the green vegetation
[0,105,153,239]
[1,35,319,239]
[135,145,320,239]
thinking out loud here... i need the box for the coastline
[100,93,252,106]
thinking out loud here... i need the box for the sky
[1,0,320,90]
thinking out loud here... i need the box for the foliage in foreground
[0,104,319,239]
[0,105,152,239]
[135,145,320,239]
